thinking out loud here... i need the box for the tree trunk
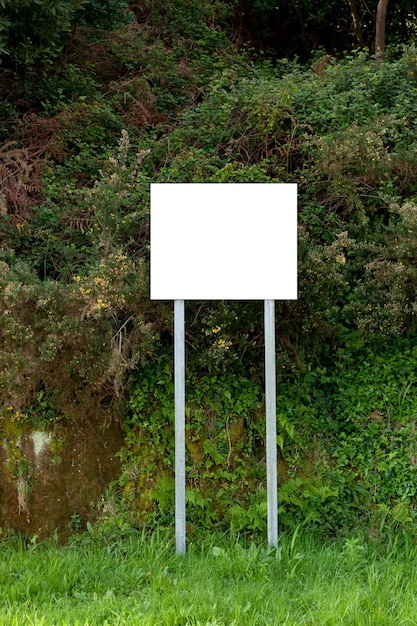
[375,0,389,56]
[348,0,366,48]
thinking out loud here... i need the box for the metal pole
[174,299,186,554]
[264,299,278,547]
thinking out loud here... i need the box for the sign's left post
[174,299,186,554]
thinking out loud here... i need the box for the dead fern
[0,141,44,222]
[22,113,67,162]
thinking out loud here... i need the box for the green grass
[0,529,417,625]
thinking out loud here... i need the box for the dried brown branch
[0,142,44,221]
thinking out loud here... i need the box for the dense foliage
[1,0,417,539]
[0,0,131,68]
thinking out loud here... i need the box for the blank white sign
[150,183,297,300]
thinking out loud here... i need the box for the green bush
[0,132,155,423]
[0,0,131,70]
[116,359,265,531]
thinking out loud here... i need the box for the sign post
[174,299,186,554]
[265,299,278,547]
[150,183,297,554]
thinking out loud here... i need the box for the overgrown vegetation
[1,0,417,540]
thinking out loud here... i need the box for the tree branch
[347,0,366,48]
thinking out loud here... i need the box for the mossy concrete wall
[0,420,124,540]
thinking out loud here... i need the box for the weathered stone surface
[0,419,124,541]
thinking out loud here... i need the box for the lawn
[0,529,416,625]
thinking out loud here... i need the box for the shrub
[0,0,131,71]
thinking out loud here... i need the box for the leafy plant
[0,0,131,72]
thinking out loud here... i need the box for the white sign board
[150,183,297,300]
